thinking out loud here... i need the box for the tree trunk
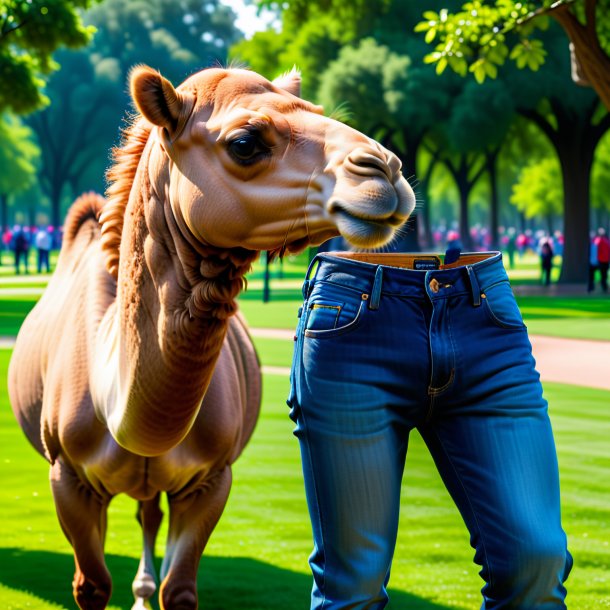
[557,144,593,283]
[0,192,8,231]
[457,180,473,251]
[486,148,501,250]
[518,100,609,284]
[552,4,610,111]
[419,155,438,249]
[390,134,422,252]
[50,183,63,230]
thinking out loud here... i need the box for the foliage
[415,0,610,110]
[416,1,550,82]
[257,0,391,41]
[85,0,241,84]
[0,0,98,114]
[317,38,410,134]
[231,16,342,100]
[26,0,241,227]
[0,113,39,195]
[510,156,563,220]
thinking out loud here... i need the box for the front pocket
[306,302,342,331]
[481,281,526,330]
[304,299,366,339]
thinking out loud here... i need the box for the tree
[27,48,123,228]
[27,0,242,228]
[258,0,391,41]
[506,30,610,282]
[510,157,563,233]
[419,13,610,282]
[416,0,610,110]
[592,131,610,226]
[438,77,514,248]
[0,113,39,228]
[317,37,454,250]
[0,0,98,114]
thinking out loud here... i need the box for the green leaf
[509,43,525,59]
[436,56,448,74]
[484,62,497,78]
[423,52,442,64]
[414,21,431,32]
[470,60,487,84]
[425,28,437,43]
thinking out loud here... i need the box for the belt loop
[466,265,481,307]
[302,254,321,299]
[369,265,383,310]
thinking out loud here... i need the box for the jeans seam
[298,405,328,608]
[430,427,494,593]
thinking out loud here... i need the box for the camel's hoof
[74,580,111,610]
[132,574,157,600]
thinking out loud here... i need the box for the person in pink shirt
[593,228,610,292]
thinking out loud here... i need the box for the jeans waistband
[303,251,509,307]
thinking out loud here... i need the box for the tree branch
[0,18,29,40]
[584,0,597,35]
[500,0,579,36]
[516,106,560,149]
[468,153,487,187]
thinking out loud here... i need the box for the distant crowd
[1,225,62,274]
[1,222,608,291]
[432,224,609,291]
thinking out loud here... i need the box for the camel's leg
[132,493,164,609]
[159,466,232,610]
[50,460,112,610]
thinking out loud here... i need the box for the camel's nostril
[346,149,393,181]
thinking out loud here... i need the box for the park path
[0,329,607,392]
[249,328,610,392]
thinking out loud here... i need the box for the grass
[0,251,607,340]
[0,345,608,609]
[0,249,608,608]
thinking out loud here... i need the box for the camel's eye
[227,132,270,165]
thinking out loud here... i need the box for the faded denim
[288,251,572,610]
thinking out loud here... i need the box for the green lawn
[0,249,608,608]
[0,345,608,609]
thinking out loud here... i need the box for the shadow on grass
[0,547,455,610]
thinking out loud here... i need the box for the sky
[220,0,279,39]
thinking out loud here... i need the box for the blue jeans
[288,252,572,609]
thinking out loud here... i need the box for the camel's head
[131,66,415,254]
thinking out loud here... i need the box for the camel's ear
[272,67,301,97]
[130,66,192,134]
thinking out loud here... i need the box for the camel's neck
[94,141,257,456]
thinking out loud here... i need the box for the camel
[8,65,415,610]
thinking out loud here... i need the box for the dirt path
[528,335,610,391]
[2,330,608,391]
[249,328,610,392]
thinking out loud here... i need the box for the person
[593,228,610,293]
[539,236,554,286]
[588,234,599,293]
[12,225,29,274]
[288,250,572,609]
[504,227,517,269]
[34,226,52,273]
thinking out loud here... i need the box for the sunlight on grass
[0,340,608,609]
